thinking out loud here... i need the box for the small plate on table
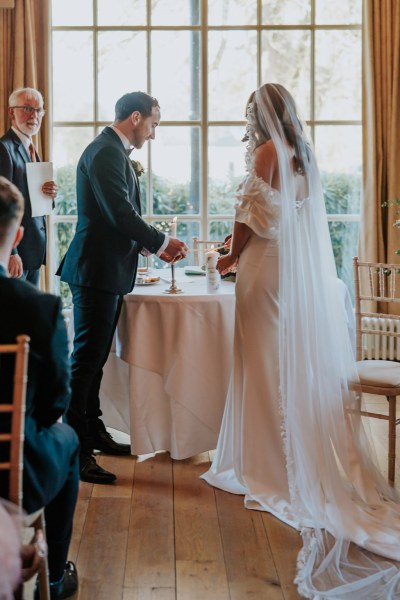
[136,276,160,286]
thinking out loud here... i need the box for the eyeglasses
[11,105,46,118]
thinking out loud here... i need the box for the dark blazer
[0,265,76,513]
[0,129,46,270]
[58,127,165,295]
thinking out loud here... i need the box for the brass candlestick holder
[164,263,183,294]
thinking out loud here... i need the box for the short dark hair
[0,176,24,240]
[114,91,160,121]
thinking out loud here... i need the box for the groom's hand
[163,237,188,262]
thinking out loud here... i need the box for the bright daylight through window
[50,0,362,305]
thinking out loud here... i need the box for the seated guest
[0,499,21,599]
[0,498,47,600]
[0,177,79,600]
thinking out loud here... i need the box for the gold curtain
[361,0,400,266]
[0,0,50,289]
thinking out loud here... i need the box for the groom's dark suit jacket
[0,128,47,270]
[0,265,79,514]
[58,126,165,294]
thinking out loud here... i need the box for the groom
[58,91,188,484]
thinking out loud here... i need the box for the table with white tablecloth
[100,270,236,459]
[99,271,355,460]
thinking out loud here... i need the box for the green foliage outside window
[54,164,359,306]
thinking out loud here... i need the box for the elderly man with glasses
[0,87,57,286]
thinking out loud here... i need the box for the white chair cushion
[356,360,400,388]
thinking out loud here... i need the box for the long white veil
[252,84,400,598]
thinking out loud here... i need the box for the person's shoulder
[0,130,14,153]
[254,140,277,162]
[83,128,122,161]
[2,278,61,314]
[253,140,278,180]
[0,128,16,144]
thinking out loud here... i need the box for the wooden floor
[26,395,400,600]
[67,449,303,600]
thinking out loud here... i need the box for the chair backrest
[192,237,224,266]
[0,335,30,506]
[353,257,400,361]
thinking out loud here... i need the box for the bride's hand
[217,254,237,275]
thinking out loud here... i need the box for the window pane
[209,220,234,239]
[52,0,92,26]
[152,32,200,121]
[316,0,362,24]
[98,32,147,121]
[151,0,199,25]
[261,30,311,119]
[315,125,362,214]
[151,126,200,215]
[315,30,361,120]
[55,222,77,307]
[208,0,257,25]
[97,0,146,25]
[150,220,200,268]
[53,127,94,216]
[209,126,244,215]
[53,32,93,121]
[328,221,359,298]
[262,0,310,24]
[208,31,257,121]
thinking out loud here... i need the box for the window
[50,0,362,303]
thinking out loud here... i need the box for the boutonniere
[131,160,145,177]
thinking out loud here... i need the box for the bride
[201,83,400,598]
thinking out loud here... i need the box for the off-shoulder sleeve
[235,173,280,239]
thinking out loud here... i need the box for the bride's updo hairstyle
[249,83,310,176]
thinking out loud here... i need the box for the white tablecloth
[100,269,236,459]
[99,272,354,459]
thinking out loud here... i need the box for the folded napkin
[184,266,206,276]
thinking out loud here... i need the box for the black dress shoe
[91,429,131,455]
[80,453,116,484]
[35,561,78,600]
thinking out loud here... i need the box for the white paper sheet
[26,162,54,217]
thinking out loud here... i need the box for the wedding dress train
[201,170,400,598]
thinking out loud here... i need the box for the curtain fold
[361,0,400,269]
[0,0,50,289]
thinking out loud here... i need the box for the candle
[171,217,177,238]
[206,246,220,292]
[206,246,219,269]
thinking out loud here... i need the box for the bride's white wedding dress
[201,168,400,598]
[202,176,297,524]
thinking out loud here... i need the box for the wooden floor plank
[176,560,230,600]
[174,453,230,599]
[69,480,92,561]
[94,454,136,498]
[123,587,175,600]
[76,497,131,600]
[124,453,175,590]
[216,489,284,600]
[261,513,302,600]
[174,453,225,561]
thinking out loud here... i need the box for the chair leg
[388,396,397,485]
